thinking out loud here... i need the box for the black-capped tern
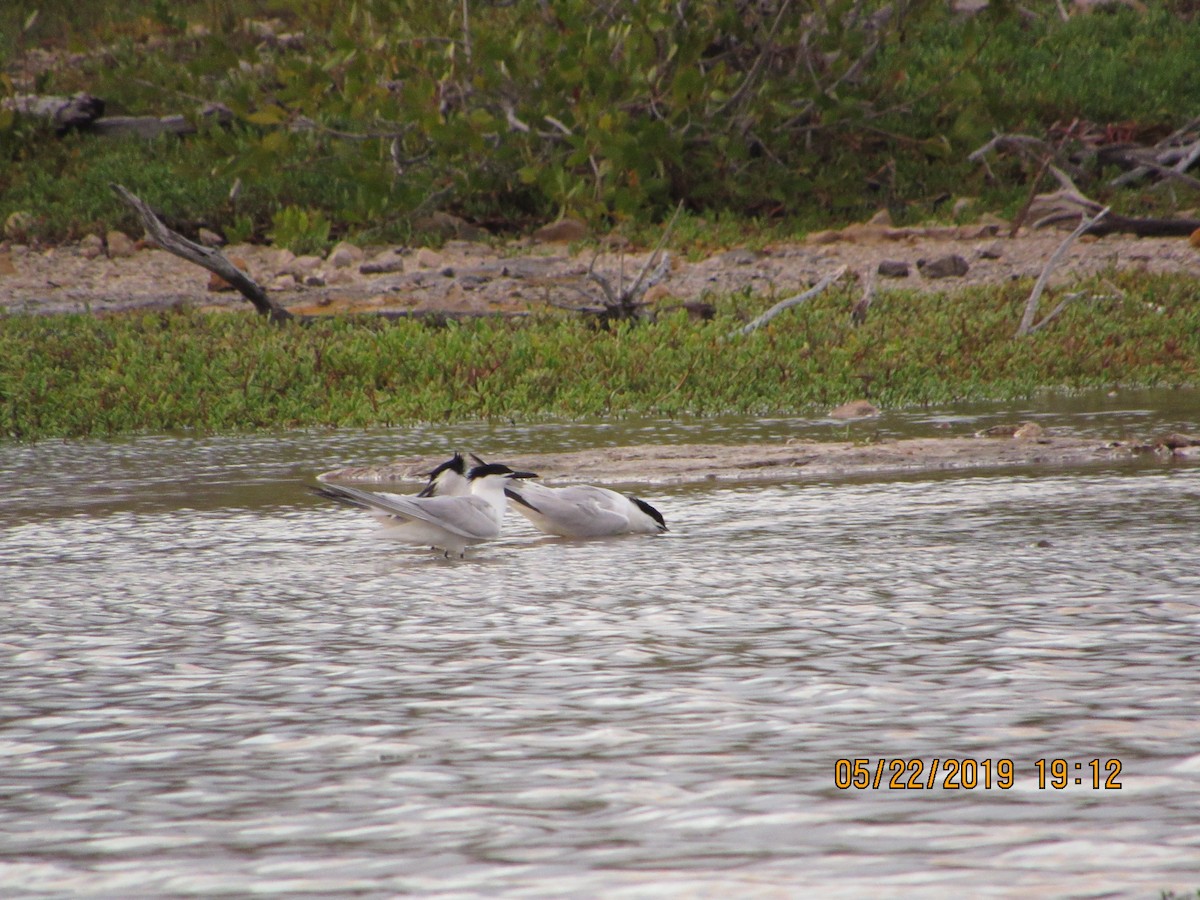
[462,453,666,538]
[314,462,537,557]
[416,452,470,498]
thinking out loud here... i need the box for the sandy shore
[322,431,1199,488]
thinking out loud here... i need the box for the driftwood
[730,266,848,338]
[111,183,293,323]
[1016,206,1109,338]
[91,115,196,139]
[3,93,104,130]
[1026,167,1200,237]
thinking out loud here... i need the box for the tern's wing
[407,495,502,539]
[314,485,498,539]
[508,483,629,535]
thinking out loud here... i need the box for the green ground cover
[3,272,1197,440]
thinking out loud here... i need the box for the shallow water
[2,394,1199,897]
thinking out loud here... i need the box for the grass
[2,272,1198,441]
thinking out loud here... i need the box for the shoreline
[322,432,1200,489]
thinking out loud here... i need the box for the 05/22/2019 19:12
[833,758,1124,791]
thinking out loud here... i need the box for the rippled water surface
[2,395,1199,897]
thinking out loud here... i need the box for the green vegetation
[4,3,1200,441]
[3,272,1197,441]
[4,2,1200,242]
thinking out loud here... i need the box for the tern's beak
[508,470,538,480]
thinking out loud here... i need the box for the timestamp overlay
[1,420,1200,897]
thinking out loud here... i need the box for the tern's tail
[311,483,392,514]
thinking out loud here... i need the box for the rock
[1013,422,1045,440]
[533,217,589,243]
[200,103,235,129]
[718,248,759,266]
[976,242,1004,260]
[806,229,841,245]
[642,283,673,304]
[327,241,364,268]
[106,230,136,258]
[877,259,910,278]
[867,209,893,226]
[917,254,969,278]
[272,248,296,274]
[4,212,34,241]
[268,274,297,291]
[292,254,323,274]
[302,272,326,287]
[1157,432,1200,449]
[681,301,716,321]
[79,234,105,260]
[197,228,224,247]
[413,248,441,268]
[360,250,406,275]
[829,400,880,420]
[207,257,250,292]
[325,268,358,286]
[978,422,1043,439]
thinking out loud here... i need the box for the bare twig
[460,0,472,66]
[568,201,684,320]
[111,183,293,323]
[1028,292,1079,334]
[715,0,792,118]
[1009,155,1053,238]
[968,133,1053,165]
[731,266,849,338]
[623,200,683,303]
[1015,206,1108,337]
[850,267,877,325]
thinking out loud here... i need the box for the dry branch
[731,265,848,338]
[1015,206,1108,338]
[850,267,877,325]
[111,183,293,323]
[564,201,683,321]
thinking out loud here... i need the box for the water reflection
[1,402,1199,896]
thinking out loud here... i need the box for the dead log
[1081,212,1200,238]
[1028,169,1200,236]
[111,183,293,323]
[91,115,197,139]
[3,93,104,131]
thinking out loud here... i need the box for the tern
[465,453,667,538]
[416,452,470,498]
[314,462,537,557]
